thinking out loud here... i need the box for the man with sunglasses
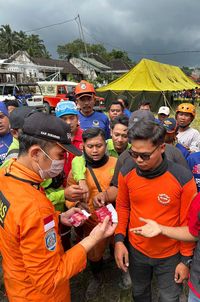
[114,119,197,302]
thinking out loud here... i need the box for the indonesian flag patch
[43,215,55,232]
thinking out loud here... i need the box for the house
[70,56,111,80]
[106,59,133,75]
[0,51,83,83]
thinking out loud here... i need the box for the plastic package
[95,204,118,223]
[69,210,90,227]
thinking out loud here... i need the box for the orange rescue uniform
[115,160,197,258]
[67,156,117,261]
[0,159,87,302]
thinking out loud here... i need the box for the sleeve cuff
[114,233,125,243]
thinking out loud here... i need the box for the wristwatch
[181,257,193,268]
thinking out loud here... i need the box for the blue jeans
[128,244,182,302]
[188,289,200,302]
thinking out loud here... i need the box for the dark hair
[4,99,19,109]
[110,114,129,130]
[128,120,166,146]
[138,101,151,108]
[82,128,106,143]
[117,95,129,108]
[109,100,124,110]
[18,132,55,156]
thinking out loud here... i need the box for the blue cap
[0,102,9,117]
[163,118,177,133]
[55,101,78,117]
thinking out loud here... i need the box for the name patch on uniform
[45,229,57,251]
[43,215,55,232]
[0,192,10,228]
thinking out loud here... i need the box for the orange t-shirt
[115,160,197,258]
[0,159,87,302]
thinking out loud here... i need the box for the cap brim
[166,129,176,133]
[76,93,94,99]
[57,142,82,156]
[158,111,168,115]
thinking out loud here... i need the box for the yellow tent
[97,58,197,92]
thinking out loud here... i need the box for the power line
[22,17,200,57]
[24,17,78,33]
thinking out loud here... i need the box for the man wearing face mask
[0,112,117,302]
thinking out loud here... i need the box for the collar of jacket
[136,153,168,179]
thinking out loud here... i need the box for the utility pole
[77,14,89,59]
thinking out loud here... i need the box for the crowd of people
[0,80,200,302]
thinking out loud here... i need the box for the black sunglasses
[128,145,160,161]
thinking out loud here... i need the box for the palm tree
[25,34,49,58]
[0,24,20,54]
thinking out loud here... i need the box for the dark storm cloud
[1,0,200,66]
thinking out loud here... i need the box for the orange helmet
[176,103,196,118]
[75,80,95,98]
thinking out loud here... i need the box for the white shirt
[176,127,200,152]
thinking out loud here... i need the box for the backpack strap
[87,165,102,192]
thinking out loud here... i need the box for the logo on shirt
[158,193,170,205]
[45,229,57,251]
[92,120,99,127]
[192,164,200,174]
[0,192,10,228]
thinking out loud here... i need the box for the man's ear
[10,129,19,139]
[110,129,113,137]
[29,146,41,161]
[160,143,165,154]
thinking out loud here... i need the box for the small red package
[94,204,118,223]
[95,206,112,223]
[69,210,90,227]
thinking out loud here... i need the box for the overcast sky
[1,0,200,67]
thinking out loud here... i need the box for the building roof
[80,56,110,72]
[32,57,82,75]
[88,54,108,66]
[107,59,132,72]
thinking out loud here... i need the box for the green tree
[0,24,20,54]
[108,49,133,64]
[57,39,134,66]
[57,39,86,59]
[0,24,51,58]
[25,34,50,58]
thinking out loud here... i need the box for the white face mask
[37,148,65,179]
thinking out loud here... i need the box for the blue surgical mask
[37,148,65,179]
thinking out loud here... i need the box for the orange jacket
[67,156,117,261]
[115,160,197,258]
[0,159,87,302]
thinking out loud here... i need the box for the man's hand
[78,180,89,202]
[114,242,129,272]
[60,207,83,226]
[93,192,106,208]
[80,216,117,253]
[64,185,88,201]
[174,262,189,283]
[89,216,117,241]
[130,217,162,238]
[76,201,90,212]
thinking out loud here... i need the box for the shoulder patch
[45,229,57,251]
[0,192,10,228]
